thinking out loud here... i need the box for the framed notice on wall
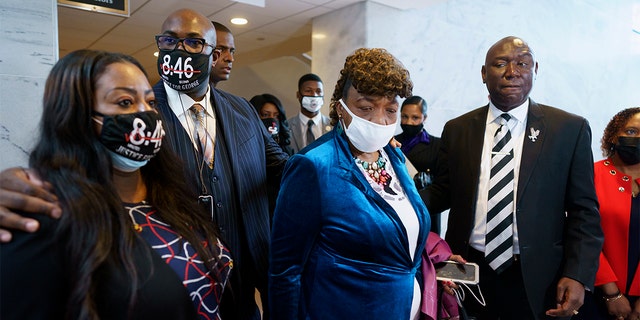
[58,0,129,17]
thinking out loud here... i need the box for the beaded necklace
[355,153,392,187]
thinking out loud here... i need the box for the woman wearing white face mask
[269,48,431,320]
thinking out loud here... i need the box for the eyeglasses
[155,35,216,54]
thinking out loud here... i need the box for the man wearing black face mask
[394,95,442,234]
[150,9,289,320]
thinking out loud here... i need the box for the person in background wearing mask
[575,107,640,320]
[287,73,332,153]
[269,48,430,319]
[395,95,442,234]
[0,50,231,319]
[250,93,294,219]
[250,93,294,156]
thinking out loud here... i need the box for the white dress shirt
[297,112,323,146]
[164,83,216,151]
[469,99,529,254]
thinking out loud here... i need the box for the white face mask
[301,96,323,113]
[339,99,396,153]
[108,150,148,173]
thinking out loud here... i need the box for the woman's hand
[605,294,631,319]
[440,254,468,295]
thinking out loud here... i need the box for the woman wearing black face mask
[250,93,294,156]
[394,95,442,234]
[0,50,231,320]
[249,93,293,217]
[575,107,640,320]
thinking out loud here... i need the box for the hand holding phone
[435,260,479,285]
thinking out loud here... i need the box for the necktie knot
[191,103,205,121]
[495,113,512,136]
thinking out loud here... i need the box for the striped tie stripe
[485,113,515,273]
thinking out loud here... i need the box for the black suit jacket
[423,100,603,315]
[153,82,288,319]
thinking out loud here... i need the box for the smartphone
[198,194,214,221]
[435,261,479,285]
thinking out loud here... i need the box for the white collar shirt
[298,111,323,146]
[165,82,215,150]
[470,99,529,254]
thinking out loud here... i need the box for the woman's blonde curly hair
[329,48,413,126]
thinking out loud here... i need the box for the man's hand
[0,167,61,242]
[545,277,585,317]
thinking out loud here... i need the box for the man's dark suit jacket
[422,100,603,316]
[153,82,288,319]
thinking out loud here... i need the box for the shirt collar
[298,111,321,125]
[165,82,212,117]
[487,98,529,125]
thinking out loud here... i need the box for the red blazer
[594,159,640,296]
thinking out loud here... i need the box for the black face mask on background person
[400,123,424,137]
[93,110,165,161]
[615,136,640,165]
[262,118,280,143]
[157,50,211,92]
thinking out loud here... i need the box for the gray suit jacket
[288,113,332,153]
[422,99,603,317]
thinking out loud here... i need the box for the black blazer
[422,100,603,316]
[153,82,288,318]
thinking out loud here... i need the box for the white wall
[0,0,57,170]
[311,0,640,160]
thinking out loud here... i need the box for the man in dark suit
[422,36,603,319]
[154,9,288,320]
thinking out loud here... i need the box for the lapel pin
[528,127,540,142]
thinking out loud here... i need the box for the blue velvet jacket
[269,125,431,319]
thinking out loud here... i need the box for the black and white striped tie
[485,113,515,273]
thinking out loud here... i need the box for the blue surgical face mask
[108,150,148,172]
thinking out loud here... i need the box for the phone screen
[435,261,479,284]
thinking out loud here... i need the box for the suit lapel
[321,115,332,134]
[517,100,545,204]
[211,89,239,176]
[290,117,303,151]
[468,107,489,187]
